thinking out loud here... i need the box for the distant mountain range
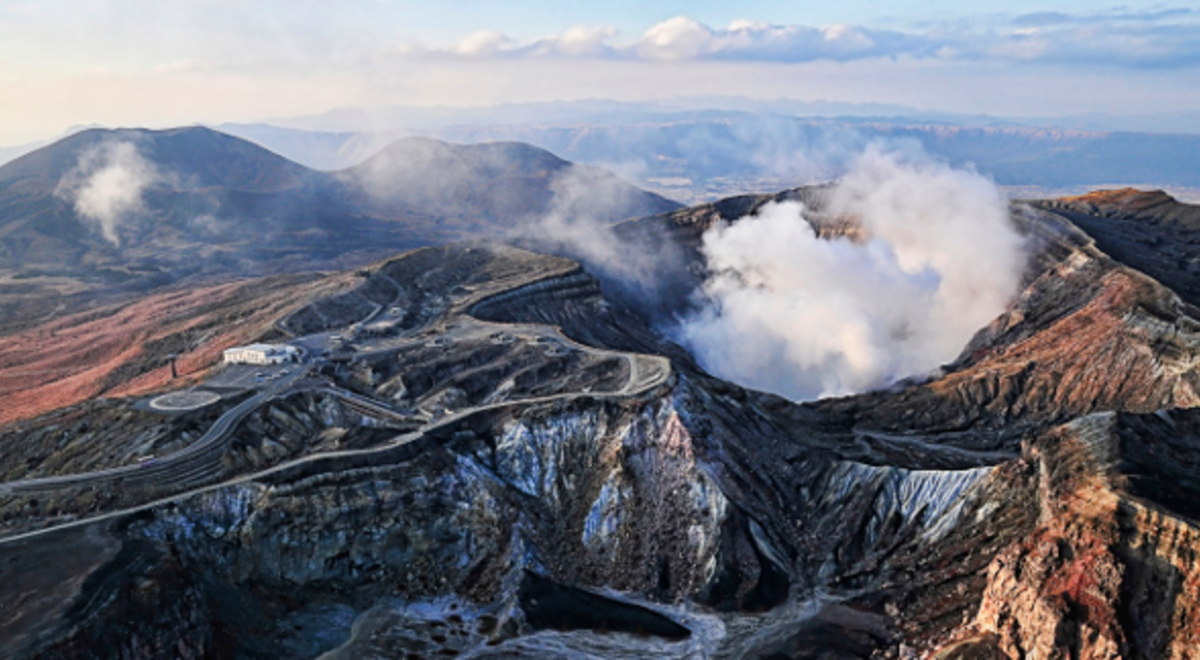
[6,103,1200,206]
[0,126,678,326]
[6,115,1199,328]
[6,181,1200,658]
[257,98,1200,136]
[213,114,1200,204]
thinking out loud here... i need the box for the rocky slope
[1033,189,1200,308]
[0,128,679,329]
[0,193,1199,658]
[815,203,1200,445]
[968,413,1200,659]
[340,137,679,230]
[0,272,355,425]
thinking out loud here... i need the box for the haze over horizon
[2,0,1199,146]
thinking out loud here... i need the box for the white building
[222,343,299,365]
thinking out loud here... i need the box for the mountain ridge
[212,117,1200,204]
[0,126,679,332]
[2,189,1200,655]
[0,126,314,192]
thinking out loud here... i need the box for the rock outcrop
[2,193,1200,658]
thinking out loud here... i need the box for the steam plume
[56,141,159,246]
[676,147,1027,400]
[515,165,690,314]
[529,166,664,286]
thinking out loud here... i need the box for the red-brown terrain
[818,215,1200,437]
[1,187,1199,659]
[967,415,1200,659]
[1060,187,1175,210]
[0,273,353,426]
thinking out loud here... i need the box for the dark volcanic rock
[1032,189,1200,308]
[340,137,679,230]
[518,571,691,640]
[814,204,1200,447]
[0,128,679,328]
[2,195,1200,659]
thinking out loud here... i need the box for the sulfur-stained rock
[4,197,1200,658]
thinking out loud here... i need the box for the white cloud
[1,7,1198,144]
[413,12,1200,68]
[531,24,619,57]
[469,17,929,63]
[727,19,771,32]
[1013,8,1196,27]
[637,16,714,61]
[977,21,1200,67]
[454,30,512,57]
[675,146,1027,400]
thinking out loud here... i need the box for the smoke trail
[529,165,668,286]
[55,141,159,246]
[675,146,1027,400]
[513,164,693,317]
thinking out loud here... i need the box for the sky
[0,0,1198,144]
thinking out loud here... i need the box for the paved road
[0,368,309,495]
[205,362,295,392]
[0,292,673,541]
[0,343,670,545]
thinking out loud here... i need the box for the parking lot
[203,362,296,393]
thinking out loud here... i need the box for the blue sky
[0,1,1197,144]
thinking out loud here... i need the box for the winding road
[0,309,672,545]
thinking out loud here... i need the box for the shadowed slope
[339,136,680,228]
[0,129,678,332]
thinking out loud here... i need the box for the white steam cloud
[509,164,693,320]
[676,147,1027,400]
[525,165,667,289]
[56,141,159,246]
